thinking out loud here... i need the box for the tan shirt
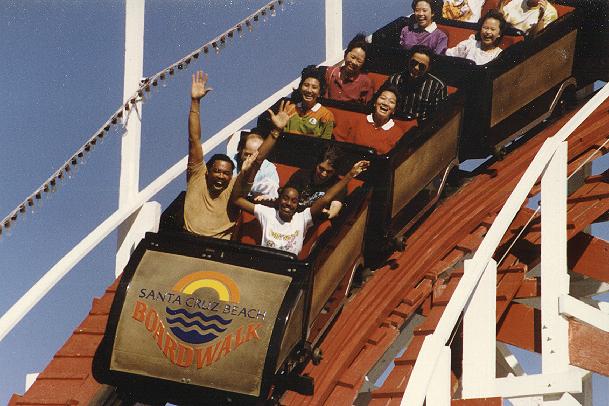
[183,161,237,239]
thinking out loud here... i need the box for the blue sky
[0,1,606,405]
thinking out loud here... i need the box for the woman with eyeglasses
[325,33,375,104]
[400,0,448,54]
[446,9,507,65]
[333,84,404,155]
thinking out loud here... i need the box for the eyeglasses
[409,59,428,71]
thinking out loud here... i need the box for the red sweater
[333,114,405,155]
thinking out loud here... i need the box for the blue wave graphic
[169,327,218,344]
[166,316,227,333]
[165,307,232,325]
[165,306,232,344]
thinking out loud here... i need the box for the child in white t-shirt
[232,151,369,255]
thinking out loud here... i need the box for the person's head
[275,185,300,222]
[297,65,326,108]
[237,132,264,170]
[476,9,507,49]
[343,33,368,76]
[372,84,399,124]
[408,45,433,80]
[313,146,342,185]
[411,0,440,29]
[205,154,235,196]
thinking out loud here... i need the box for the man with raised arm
[183,70,292,239]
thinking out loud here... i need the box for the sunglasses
[409,59,429,71]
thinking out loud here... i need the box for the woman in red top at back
[325,33,375,104]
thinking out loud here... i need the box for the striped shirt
[385,72,447,120]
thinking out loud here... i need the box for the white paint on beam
[541,141,570,373]
[119,0,145,208]
[115,201,161,277]
[426,346,451,406]
[559,294,609,332]
[490,371,582,398]
[462,259,497,398]
[325,0,343,62]
[25,373,39,391]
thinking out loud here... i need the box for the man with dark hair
[183,71,238,239]
[184,70,292,239]
[385,44,447,120]
[284,146,347,219]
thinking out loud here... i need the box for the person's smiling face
[414,1,434,29]
[373,90,397,123]
[480,17,501,49]
[206,160,233,196]
[300,77,321,108]
[344,47,366,76]
[277,187,300,221]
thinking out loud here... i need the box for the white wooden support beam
[491,371,582,398]
[325,0,343,62]
[559,295,609,333]
[401,334,444,406]
[462,259,497,398]
[426,346,452,406]
[115,201,161,277]
[118,0,146,275]
[119,0,145,207]
[25,373,39,391]
[540,141,570,374]
[542,392,582,405]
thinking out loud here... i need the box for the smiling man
[385,44,447,120]
[183,70,239,239]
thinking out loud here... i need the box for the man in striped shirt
[385,45,447,120]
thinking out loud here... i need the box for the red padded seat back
[554,3,574,18]
[481,0,502,16]
[439,24,523,50]
[368,72,390,92]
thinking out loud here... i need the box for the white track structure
[401,83,609,405]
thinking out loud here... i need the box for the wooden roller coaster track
[9,94,609,406]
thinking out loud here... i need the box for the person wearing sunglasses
[384,45,447,120]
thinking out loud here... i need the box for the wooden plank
[568,232,609,283]
[569,319,609,376]
[497,303,540,353]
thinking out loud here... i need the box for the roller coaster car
[318,92,464,259]
[370,3,581,159]
[93,141,374,405]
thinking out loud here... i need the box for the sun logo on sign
[165,271,240,345]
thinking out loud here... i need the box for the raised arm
[187,70,212,180]
[254,100,294,166]
[230,151,259,214]
[310,160,369,220]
